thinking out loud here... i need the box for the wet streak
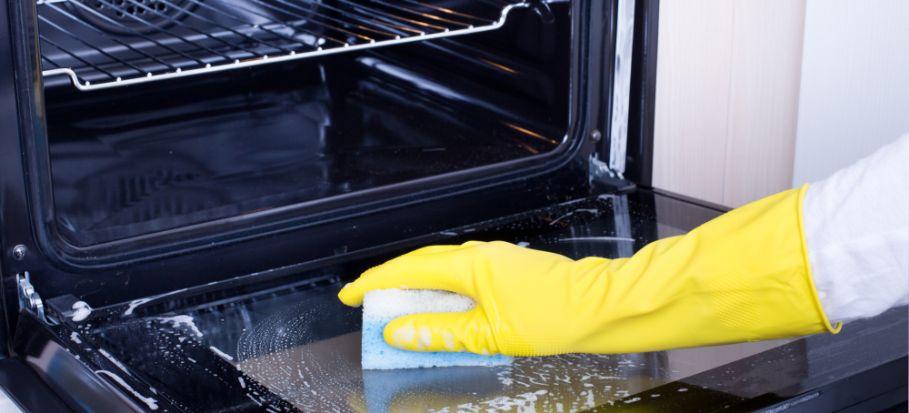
[229,295,670,412]
[237,302,364,411]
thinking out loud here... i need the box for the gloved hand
[338,186,840,356]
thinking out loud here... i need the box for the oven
[0,0,905,411]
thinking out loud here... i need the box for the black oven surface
[43,3,572,247]
[3,0,905,411]
[27,190,906,412]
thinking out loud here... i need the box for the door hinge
[589,154,618,180]
[17,272,53,325]
[589,155,635,193]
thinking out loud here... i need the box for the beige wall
[792,0,909,184]
[652,0,807,207]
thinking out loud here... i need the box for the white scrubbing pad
[361,289,512,370]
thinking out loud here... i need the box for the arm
[338,136,909,356]
[805,135,909,323]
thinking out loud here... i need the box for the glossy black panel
[13,313,157,412]
[0,358,72,413]
[44,4,571,246]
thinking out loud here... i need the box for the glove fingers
[383,309,499,355]
[338,242,487,306]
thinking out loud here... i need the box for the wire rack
[37,0,532,91]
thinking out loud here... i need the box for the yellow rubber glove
[338,186,840,356]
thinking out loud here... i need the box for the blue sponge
[361,289,512,370]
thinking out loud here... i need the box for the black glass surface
[43,4,571,246]
[45,191,906,412]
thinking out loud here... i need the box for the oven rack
[37,0,532,92]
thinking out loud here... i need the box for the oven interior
[21,0,722,411]
[37,0,572,247]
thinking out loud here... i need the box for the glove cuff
[795,184,842,334]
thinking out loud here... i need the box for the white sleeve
[803,134,909,324]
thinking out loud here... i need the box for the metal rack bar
[191,0,347,47]
[362,0,486,27]
[236,0,378,43]
[120,0,272,58]
[42,55,63,69]
[38,0,532,92]
[332,0,449,33]
[299,1,413,37]
[160,0,300,52]
[267,0,403,38]
[40,35,118,81]
[66,0,210,66]
[175,0,330,49]
[44,2,179,74]
[394,0,498,23]
[38,15,146,79]
[93,0,233,63]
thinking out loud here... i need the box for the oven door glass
[44,191,905,412]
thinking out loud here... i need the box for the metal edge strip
[607,0,635,176]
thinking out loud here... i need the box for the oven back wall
[43,3,572,247]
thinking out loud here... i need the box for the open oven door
[0,0,905,412]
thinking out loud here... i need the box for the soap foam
[361,289,512,370]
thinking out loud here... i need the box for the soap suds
[124,298,153,316]
[237,302,362,411]
[95,370,159,410]
[453,389,549,412]
[209,346,234,362]
[549,208,599,226]
[157,315,204,338]
[122,288,189,316]
[99,348,132,375]
[71,301,92,322]
[246,393,263,407]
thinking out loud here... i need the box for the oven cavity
[36,0,573,249]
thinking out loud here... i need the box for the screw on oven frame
[12,244,27,261]
[590,130,602,142]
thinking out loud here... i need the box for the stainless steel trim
[0,387,24,413]
[16,272,49,325]
[608,0,635,176]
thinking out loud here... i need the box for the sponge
[361,289,512,370]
